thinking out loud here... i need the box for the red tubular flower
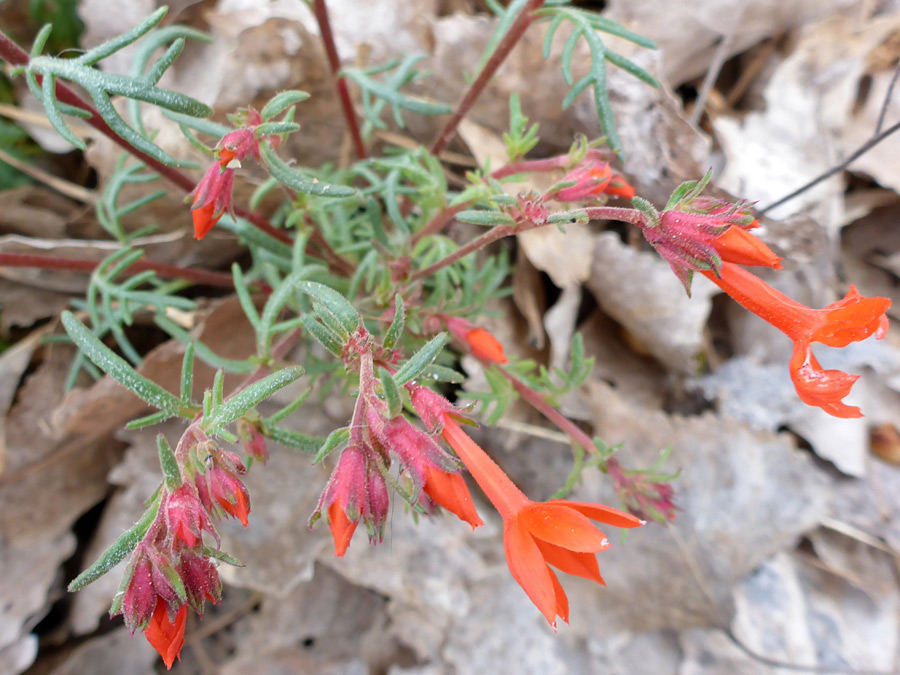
[445,317,507,363]
[440,417,642,627]
[703,262,891,418]
[554,160,635,201]
[190,163,234,240]
[310,445,390,556]
[376,415,483,529]
[144,598,187,670]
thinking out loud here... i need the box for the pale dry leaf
[48,627,156,675]
[606,0,858,84]
[0,329,47,476]
[714,13,896,231]
[587,232,718,375]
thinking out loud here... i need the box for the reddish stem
[312,0,367,160]
[429,0,546,156]
[583,206,649,227]
[408,223,513,283]
[497,366,597,453]
[0,251,257,290]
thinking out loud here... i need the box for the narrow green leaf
[157,434,181,491]
[297,281,359,335]
[125,410,175,430]
[394,333,449,385]
[379,369,402,419]
[212,368,225,408]
[314,427,350,463]
[61,311,185,413]
[266,387,312,425]
[254,121,301,136]
[207,366,304,430]
[263,425,324,453]
[260,90,311,121]
[456,209,516,226]
[203,547,244,567]
[180,342,195,403]
[68,496,161,591]
[260,143,356,197]
[301,316,344,356]
[419,364,466,384]
[382,295,405,350]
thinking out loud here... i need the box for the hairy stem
[312,0,367,160]
[498,366,597,453]
[429,0,546,156]
[408,223,512,283]
[0,251,254,289]
[583,206,649,227]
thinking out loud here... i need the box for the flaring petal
[504,518,559,627]
[519,503,610,552]
[535,538,605,584]
[546,500,644,529]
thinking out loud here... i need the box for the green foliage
[342,55,453,136]
[19,8,212,165]
[536,4,658,155]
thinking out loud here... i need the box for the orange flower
[144,598,187,670]
[421,464,484,529]
[441,417,642,627]
[554,161,635,201]
[444,317,507,363]
[703,262,891,417]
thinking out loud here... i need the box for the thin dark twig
[312,0,367,160]
[429,0,545,156]
[876,61,900,134]
[757,117,900,215]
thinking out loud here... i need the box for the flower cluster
[189,109,280,240]
[116,433,251,668]
[635,176,891,417]
[310,330,642,626]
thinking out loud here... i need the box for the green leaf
[125,410,175,430]
[61,312,188,414]
[301,315,344,356]
[297,281,359,335]
[157,434,182,491]
[394,333,449,385]
[314,427,350,464]
[262,425,323,453]
[261,90,311,120]
[254,121,301,136]
[260,143,356,197]
[206,366,304,429]
[382,295,405,350]
[379,368,402,419]
[456,209,516,226]
[631,196,660,227]
[419,364,466,384]
[68,496,161,591]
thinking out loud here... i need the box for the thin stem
[429,0,545,156]
[583,206,649,227]
[758,116,900,215]
[408,224,512,283]
[0,251,252,289]
[312,0,367,160]
[497,366,597,453]
[409,204,464,246]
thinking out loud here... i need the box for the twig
[408,223,512,283]
[312,0,367,160]
[689,16,741,127]
[875,60,900,134]
[757,117,900,215]
[0,146,97,203]
[0,251,245,289]
[429,0,545,156]
[497,366,596,452]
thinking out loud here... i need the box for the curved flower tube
[440,416,642,627]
